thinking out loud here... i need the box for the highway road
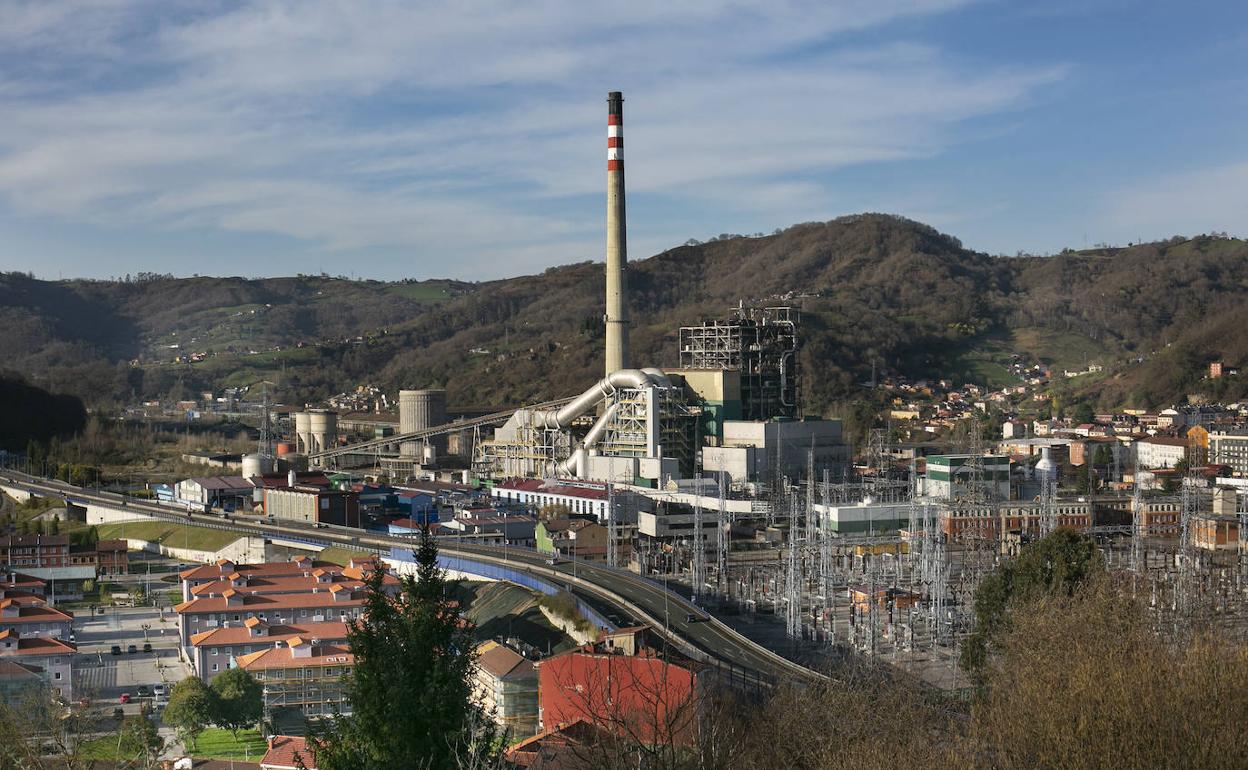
[0,469,822,686]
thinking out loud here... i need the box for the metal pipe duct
[533,368,658,430]
[557,402,620,477]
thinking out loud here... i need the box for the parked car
[143,642,152,653]
[110,645,122,656]
[152,684,166,700]
[126,644,137,654]
[136,685,151,698]
[118,693,131,704]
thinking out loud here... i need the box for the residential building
[473,640,539,738]
[939,499,1093,540]
[178,555,357,602]
[0,630,75,700]
[175,587,368,649]
[261,735,319,770]
[0,571,46,601]
[535,519,609,562]
[1136,437,1190,469]
[442,512,537,546]
[0,535,70,570]
[237,638,353,718]
[1132,499,1183,535]
[0,597,73,640]
[493,479,611,522]
[536,628,701,746]
[0,659,46,708]
[188,619,350,681]
[506,719,616,769]
[1210,430,1248,477]
[95,540,128,576]
[187,568,396,601]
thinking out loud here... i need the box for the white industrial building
[813,500,913,535]
[701,419,847,486]
[921,455,1012,501]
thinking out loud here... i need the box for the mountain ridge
[2,214,1245,416]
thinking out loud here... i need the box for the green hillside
[2,217,1245,416]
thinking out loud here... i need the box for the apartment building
[237,638,354,718]
[0,597,73,640]
[0,630,76,700]
[473,640,539,738]
[189,619,350,681]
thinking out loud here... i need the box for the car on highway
[110,645,122,656]
[127,644,137,654]
[118,693,131,704]
[143,642,152,653]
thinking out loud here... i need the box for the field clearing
[98,521,240,552]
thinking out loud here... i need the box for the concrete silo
[399,389,448,460]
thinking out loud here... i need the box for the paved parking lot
[73,605,190,715]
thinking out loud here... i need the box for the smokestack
[604,91,629,375]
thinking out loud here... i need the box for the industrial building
[678,303,800,425]
[263,486,361,528]
[702,419,847,487]
[294,410,338,455]
[922,455,1012,501]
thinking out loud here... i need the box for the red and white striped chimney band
[608,114,622,170]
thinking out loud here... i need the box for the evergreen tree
[313,528,501,770]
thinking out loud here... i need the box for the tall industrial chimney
[604,91,629,376]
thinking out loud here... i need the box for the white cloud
[0,0,1066,278]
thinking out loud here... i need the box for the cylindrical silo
[242,453,274,479]
[294,412,312,454]
[400,389,447,458]
[308,410,338,454]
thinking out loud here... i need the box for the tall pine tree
[312,528,501,769]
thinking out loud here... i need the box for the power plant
[303,91,842,491]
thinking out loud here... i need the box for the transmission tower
[606,483,618,569]
[716,471,729,597]
[692,466,705,603]
[785,492,802,640]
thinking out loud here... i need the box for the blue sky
[0,0,1245,281]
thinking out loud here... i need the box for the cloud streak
[0,0,1064,278]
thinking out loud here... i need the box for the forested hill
[2,214,1245,414]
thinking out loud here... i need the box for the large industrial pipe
[533,369,658,430]
[605,91,630,376]
[557,402,620,477]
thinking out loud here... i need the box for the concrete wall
[122,535,266,564]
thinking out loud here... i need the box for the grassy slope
[97,521,241,552]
